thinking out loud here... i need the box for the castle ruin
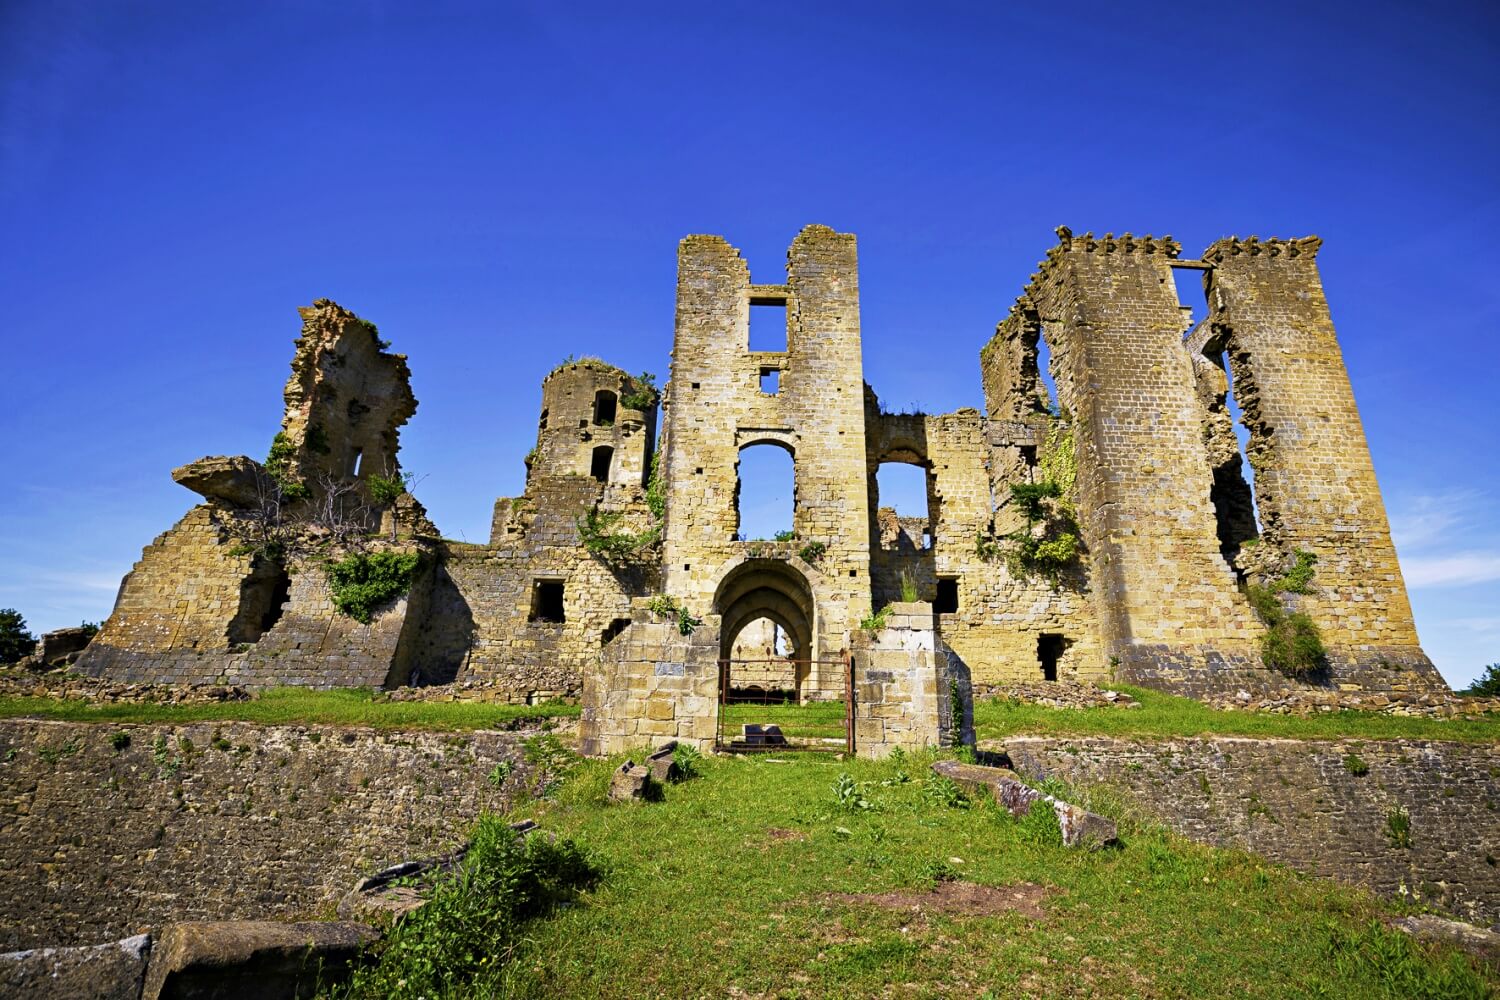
[77,225,1446,757]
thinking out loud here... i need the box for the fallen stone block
[741,724,787,746]
[338,820,540,922]
[0,933,151,1000]
[142,920,378,1000]
[646,741,680,782]
[609,760,652,802]
[931,759,1117,849]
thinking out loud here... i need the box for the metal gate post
[843,648,854,755]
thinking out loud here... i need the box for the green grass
[0,687,578,731]
[722,700,848,742]
[487,749,1492,998]
[974,685,1500,744]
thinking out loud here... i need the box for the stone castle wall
[0,720,535,950]
[1003,735,1500,923]
[75,226,1443,706]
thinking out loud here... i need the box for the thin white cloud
[1388,489,1488,553]
[1401,553,1500,589]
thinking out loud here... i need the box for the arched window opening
[734,443,794,541]
[593,390,617,426]
[590,445,614,483]
[874,461,932,552]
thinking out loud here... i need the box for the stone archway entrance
[713,559,851,750]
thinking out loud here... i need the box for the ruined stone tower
[79,225,1444,756]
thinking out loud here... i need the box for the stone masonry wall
[1203,238,1442,689]
[1020,231,1268,693]
[80,509,429,689]
[663,226,871,660]
[1003,736,1500,923]
[0,720,535,950]
[850,602,946,757]
[580,608,721,756]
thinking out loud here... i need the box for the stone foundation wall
[0,720,534,950]
[580,610,721,756]
[1002,735,1500,923]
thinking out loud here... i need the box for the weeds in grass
[671,743,702,780]
[1325,920,1488,999]
[329,818,600,999]
[523,733,578,798]
[921,773,968,809]
[833,772,875,812]
[487,761,513,788]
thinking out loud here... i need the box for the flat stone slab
[1393,914,1500,962]
[645,741,680,782]
[931,759,1117,849]
[171,455,265,507]
[741,724,787,746]
[0,933,151,1000]
[142,920,377,1000]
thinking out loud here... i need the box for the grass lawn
[974,684,1500,744]
[492,749,1492,998]
[0,687,579,731]
[2,682,1495,745]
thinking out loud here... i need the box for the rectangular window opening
[934,577,959,614]
[749,300,788,352]
[529,580,565,624]
[1038,633,1067,682]
[760,368,780,395]
[350,448,363,478]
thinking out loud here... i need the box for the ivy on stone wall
[620,371,659,411]
[325,551,421,624]
[1245,549,1327,678]
[647,594,701,635]
[977,423,1082,587]
[577,507,660,564]
[645,450,666,520]
[264,432,310,501]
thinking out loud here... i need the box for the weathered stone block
[142,920,377,1000]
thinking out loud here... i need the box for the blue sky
[2,1,1495,686]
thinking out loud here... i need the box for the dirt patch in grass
[765,827,807,842]
[827,881,1053,919]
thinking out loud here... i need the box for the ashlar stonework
[78,226,1445,756]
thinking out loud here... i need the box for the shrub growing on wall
[325,551,421,624]
[1244,549,1328,678]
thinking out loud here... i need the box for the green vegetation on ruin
[0,687,579,731]
[326,550,422,623]
[426,748,1493,998]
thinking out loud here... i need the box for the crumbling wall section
[1019,230,1266,693]
[1202,238,1441,689]
[1005,735,1500,923]
[866,403,1103,686]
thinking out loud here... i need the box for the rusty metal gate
[715,651,854,754]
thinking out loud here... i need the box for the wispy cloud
[1401,553,1500,588]
[1387,489,1500,591]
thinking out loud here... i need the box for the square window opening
[749,300,788,351]
[760,368,780,395]
[934,577,959,614]
[530,580,565,624]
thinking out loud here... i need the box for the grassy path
[494,750,1492,998]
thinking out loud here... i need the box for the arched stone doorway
[714,558,817,702]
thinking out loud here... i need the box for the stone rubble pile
[380,679,579,706]
[0,669,250,705]
[1203,687,1500,719]
[972,681,1140,710]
